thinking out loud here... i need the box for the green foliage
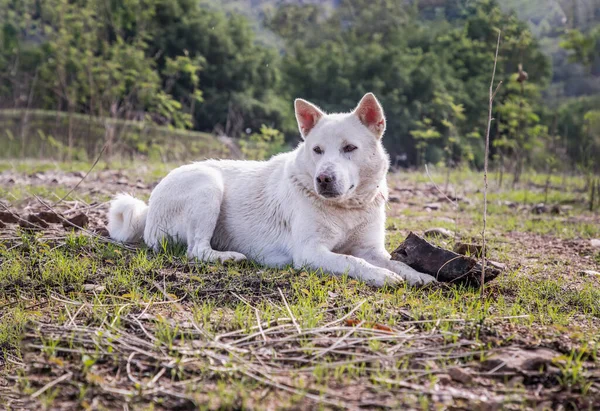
[560,27,600,69]
[240,125,286,160]
[0,0,289,135]
[555,95,600,171]
[268,0,551,167]
[0,0,597,172]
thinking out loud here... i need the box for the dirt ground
[1,164,599,410]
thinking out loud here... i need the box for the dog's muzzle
[316,172,342,198]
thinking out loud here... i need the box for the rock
[448,367,472,383]
[438,217,456,224]
[116,177,128,185]
[135,182,147,189]
[488,261,507,271]
[580,270,600,277]
[481,347,560,375]
[536,401,553,411]
[436,373,452,385]
[72,171,86,178]
[591,239,600,248]
[424,227,454,239]
[388,195,401,203]
[507,376,524,388]
[36,211,63,224]
[83,284,105,292]
[63,213,89,230]
[0,212,19,224]
[424,202,441,211]
[453,242,486,258]
[19,214,49,230]
[531,203,547,214]
[94,227,110,237]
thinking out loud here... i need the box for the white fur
[107,193,148,243]
[108,93,436,287]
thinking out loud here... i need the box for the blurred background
[0,0,598,181]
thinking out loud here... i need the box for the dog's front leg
[294,245,403,288]
[352,248,436,287]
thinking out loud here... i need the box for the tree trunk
[67,102,74,162]
[19,70,38,159]
[590,179,596,212]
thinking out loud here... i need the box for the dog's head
[294,93,389,204]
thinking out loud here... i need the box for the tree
[269,0,550,166]
[560,27,600,70]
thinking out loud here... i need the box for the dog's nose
[316,173,335,185]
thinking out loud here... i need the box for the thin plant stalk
[481,30,502,300]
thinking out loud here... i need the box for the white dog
[108,93,436,287]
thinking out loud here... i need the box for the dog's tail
[107,193,148,243]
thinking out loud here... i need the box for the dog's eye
[343,144,357,153]
[313,146,323,155]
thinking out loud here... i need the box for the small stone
[580,270,600,276]
[507,376,524,388]
[36,211,63,224]
[591,239,600,248]
[454,242,485,257]
[436,373,452,385]
[481,347,560,374]
[136,182,147,189]
[116,177,128,185]
[438,217,456,224]
[94,227,110,237]
[488,260,507,271]
[535,401,553,411]
[448,367,472,384]
[0,212,19,224]
[63,213,89,230]
[531,203,547,214]
[424,227,454,239]
[83,284,105,292]
[424,202,441,211]
[388,195,401,203]
[19,214,49,230]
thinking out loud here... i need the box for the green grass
[1,164,599,409]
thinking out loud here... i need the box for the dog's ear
[294,99,325,139]
[354,93,386,138]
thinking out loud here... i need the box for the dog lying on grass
[108,93,436,287]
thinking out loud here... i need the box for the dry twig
[481,30,502,299]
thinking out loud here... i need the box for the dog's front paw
[388,260,437,287]
[366,268,405,288]
[403,271,437,287]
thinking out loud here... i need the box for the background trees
[0,0,598,173]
